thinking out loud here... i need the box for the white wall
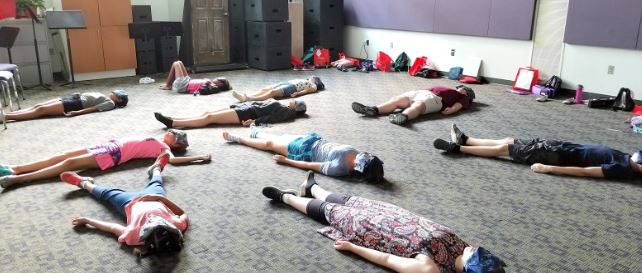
[344,26,533,81]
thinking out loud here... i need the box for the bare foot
[159,84,171,90]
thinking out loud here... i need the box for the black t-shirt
[559,144,637,179]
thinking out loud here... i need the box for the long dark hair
[135,226,184,257]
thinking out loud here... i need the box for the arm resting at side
[273,155,322,172]
[531,164,605,178]
[334,241,437,273]
[440,103,463,115]
[72,216,126,237]
[168,150,212,165]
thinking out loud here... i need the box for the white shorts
[172,76,191,93]
[401,90,442,114]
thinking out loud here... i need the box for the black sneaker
[352,102,378,116]
[262,186,297,203]
[389,113,408,125]
[298,171,318,198]
[433,138,460,153]
[450,124,466,145]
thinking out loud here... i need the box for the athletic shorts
[61,96,83,113]
[172,76,191,93]
[287,132,322,161]
[508,138,563,165]
[271,83,297,98]
[401,90,443,114]
[233,104,258,122]
[87,141,122,170]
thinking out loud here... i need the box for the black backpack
[392,52,410,72]
[544,75,562,92]
[613,88,635,112]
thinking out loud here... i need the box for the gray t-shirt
[311,139,359,177]
[78,92,116,112]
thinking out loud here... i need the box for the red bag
[291,55,304,66]
[633,105,642,116]
[375,51,392,72]
[512,66,539,91]
[0,0,17,19]
[459,76,481,84]
[409,57,427,76]
[314,48,330,68]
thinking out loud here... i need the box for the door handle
[224,12,229,16]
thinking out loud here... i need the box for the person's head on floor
[110,90,129,107]
[456,85,476,104]
[164,129,189,151]
[137,216,184,257]
[211,77,231,91]
[631,151,642,172]
[455,246,506,273]
[288,99,307,115]
[308,76,324,90]
[354,152,384,183]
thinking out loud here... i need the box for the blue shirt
[311,139,359,177]
[560,144,637,179]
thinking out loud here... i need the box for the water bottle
[575,84,584,104]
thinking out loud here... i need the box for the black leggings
[306,194,351,225]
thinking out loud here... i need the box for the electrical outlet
[365,40,369,46]
[608,65,615,75]
[451,49,455,56]
[390,42,394,49]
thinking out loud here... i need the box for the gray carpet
[0,69,640,273]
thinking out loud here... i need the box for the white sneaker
[139,77,156,84]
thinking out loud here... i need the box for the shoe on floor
[389,113,408,125]
[433,138,460,153]
[262,186,297,203]
[147,152,171,177]
[298,171,318,197]
[536,95,550,102]
[0,165,13,177]
[351,102,377,116]
[563,98,575,105]
[0,176,16,188]
[60,171,94,187]
[232,90,247,102]
[450,124,466,145]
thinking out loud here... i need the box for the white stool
[0,70,20,111]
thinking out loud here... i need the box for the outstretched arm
[273,155,322,172]
[291,87,317,98]
[440,103,463,115]
[531,164,605,178]
[334,241,436,273]
[65,107,98,117]
[72,216,126,237]
[168,150,212,165]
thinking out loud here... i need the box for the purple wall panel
[564,0,642,49]
[638,15,642,49]
[344,0,435,32]
[488,0,535,40]
[434,0,491,37]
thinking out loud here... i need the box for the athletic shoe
[231,90,247,102]
[450,124,466,145]
[0,176,15,188]
[262,186,297,203]
[301,64,316,71]
[298,171,318,197]
[60,171,94,187]
[351,102,378,116]
[563,98,575,105]
[389,113,408,125]
[0,165,12,177]
[147,152,171,178]
[433,138,460,153]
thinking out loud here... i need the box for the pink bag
[314,48,330,68]
[409,57,427,76]
[375,51,392,72]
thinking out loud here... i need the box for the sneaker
[0,165,13,177]
[262,186,297,203]
[351,102,378,116]
[450,124,466,145]
[147,152,171,178]
[536,95,550,102]
[60,172,94,187]
[433,138,459,153]
[293,65,304,71]
[0,176,15,188]
[389,113,408,125]
[301,64,316,71]
[563,98,575,105]
[298,171,318,197]
[139,77,155,84]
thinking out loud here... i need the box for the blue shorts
[90,175,166,217]
[272,83,297,98]
[287,132,322,161]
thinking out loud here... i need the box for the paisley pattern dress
[319,196,467,273]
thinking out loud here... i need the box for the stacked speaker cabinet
[245,0,291,70]
[230,0,247,63]
[303,0,343,61]
[132,5,157,75]
[157,35,178,72]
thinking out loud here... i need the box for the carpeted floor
[0,68,640,273]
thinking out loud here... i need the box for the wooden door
[102,26,136,70]
[192,0,229,65]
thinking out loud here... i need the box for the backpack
[355,59,375,73]
[544,75,562,91]
[448,67,463,80]
[613,88,635,112]
[375,51,392,72]
[392,52,410,72]
[414,68,441,79]
[459,76,481,84]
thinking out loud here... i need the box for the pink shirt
[119,137,170,164]
[186,79,208,94]
[118,198,188,246]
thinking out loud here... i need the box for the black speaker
[246,21,291,47]
[230,21,247,63]
[230,0,245,24]
[303,0,343,25]
[247,45,291,70]
[304,24,343,47]
[135,38,155,51]
[136,49,157,75]
[132,5,152,22]
[157,36,178,72]
[245,0,289,22]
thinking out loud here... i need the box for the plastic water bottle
[575,84,584,104]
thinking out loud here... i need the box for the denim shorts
[272,83,297,98]
[61,96,83,112]
[287,132,322,161]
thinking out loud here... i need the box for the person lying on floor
[0,129,211,188]
[434,124,642,180]
[2,90,128,122]
[262,171,507,273]
[352,85,475,125]
[154,99,307,128]
[222,128,384,183]
[64,153,187,257]
[159,60,231,94]
[231,76,324,102]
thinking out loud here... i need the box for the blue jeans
[91,175,166,217]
